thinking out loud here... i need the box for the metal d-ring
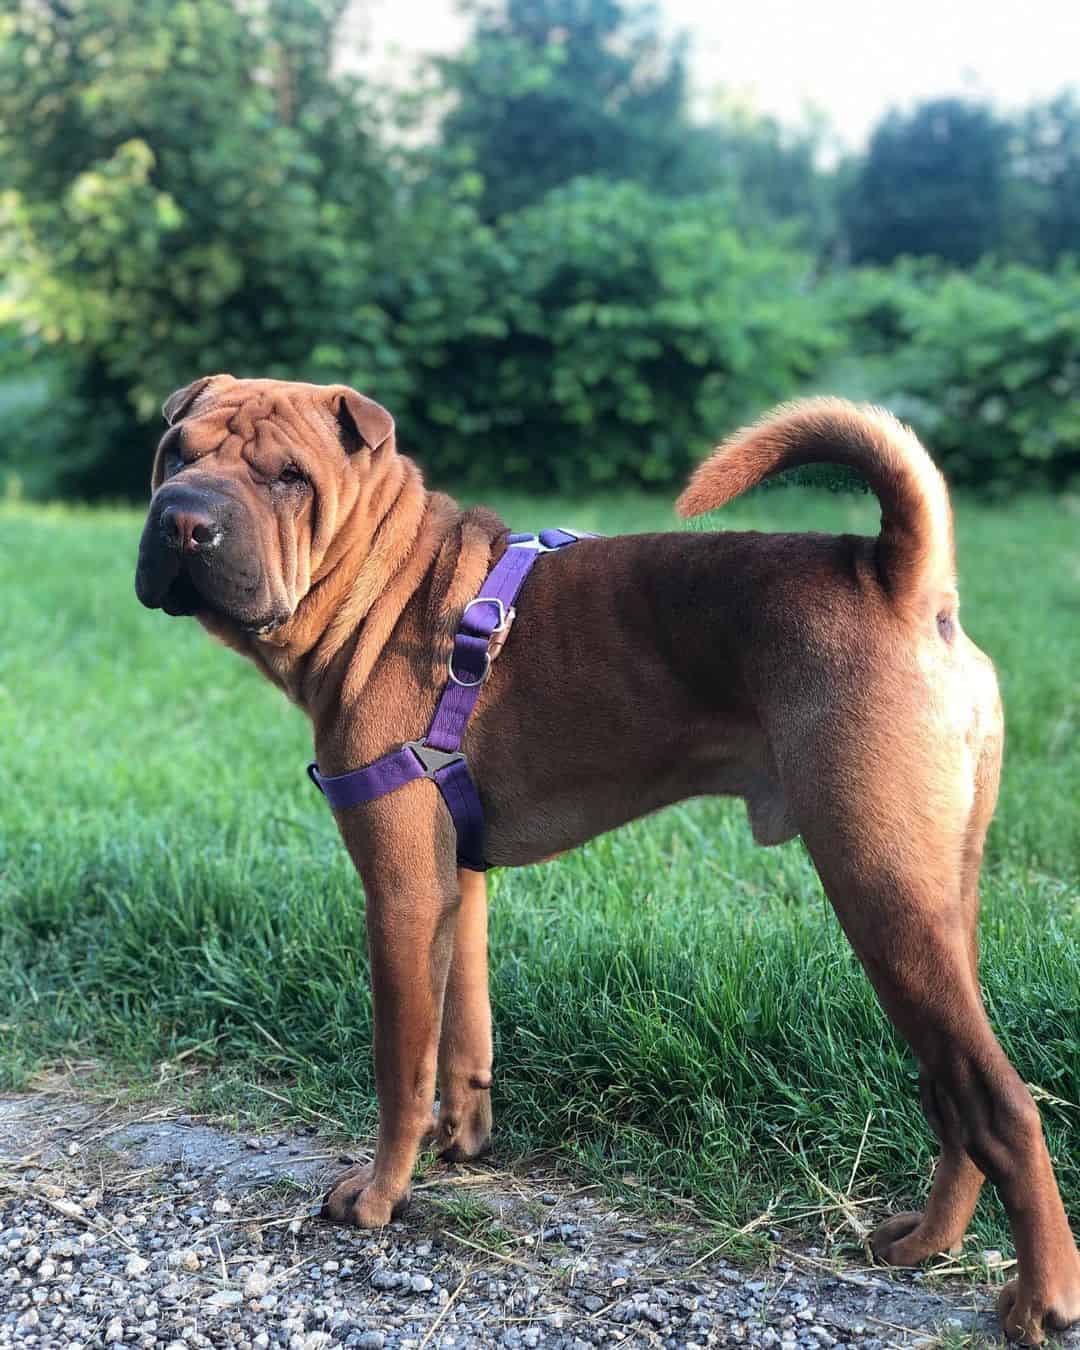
[449,595,506,687]
[448,649,492,688]
[461,596,509,633]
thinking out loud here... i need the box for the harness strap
[307,528,591,870]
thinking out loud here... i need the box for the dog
[135,375,1080,1344]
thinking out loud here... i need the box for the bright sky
[350,0,1080,151]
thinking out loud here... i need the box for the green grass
[1,485,1078,1258]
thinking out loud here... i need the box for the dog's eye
[275,463,307,488]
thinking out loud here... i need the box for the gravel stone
[243,1270,271,1299]
[205,1289,244,1309]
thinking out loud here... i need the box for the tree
[0,0,388,497]
[1005,92,1080,265]
[845,99,1007,265]
[437,1,839,251]
[436,0,692,219]
[676,103,838,253]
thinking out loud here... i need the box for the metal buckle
[447,650,491,688]
[461,596,509,633]
[404,740,467,778]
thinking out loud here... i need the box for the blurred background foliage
[1,0,1078,499]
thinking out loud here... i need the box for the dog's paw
[998,1266,1080,1345]
[431,1097,493,1163]
[320,1165,408,1228]
[869,1211,961,1265]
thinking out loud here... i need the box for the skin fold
[135,376,1080,1345]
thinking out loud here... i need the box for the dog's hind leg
[432,868,494,1162]
[869,725,1003,1266]
[796,768,1080,1345]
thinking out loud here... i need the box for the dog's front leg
[433,867,494,1161]
[322,799,460,1227]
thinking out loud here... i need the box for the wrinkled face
[135,375,395,634]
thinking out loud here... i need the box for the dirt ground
[2,1091,1075,1349]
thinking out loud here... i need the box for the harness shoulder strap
[307,529,592,869]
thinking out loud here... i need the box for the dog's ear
[331,388,395,455]
[152,374,232,493]
[162,374,232,425]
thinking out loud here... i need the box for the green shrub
[2,134,833,495]
[830,262,1080,493]
[389,179,835,491]
[823,260,943,355]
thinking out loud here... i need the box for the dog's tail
[675,397,955,611]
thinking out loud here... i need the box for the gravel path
[2,1093,1071,1349]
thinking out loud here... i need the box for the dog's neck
[199,454,501,748]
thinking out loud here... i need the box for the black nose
[161,504,221,554]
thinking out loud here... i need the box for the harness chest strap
[307,529,591,870]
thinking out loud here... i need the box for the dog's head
[135,375,398,635]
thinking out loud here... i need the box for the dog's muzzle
[136,483,239,619]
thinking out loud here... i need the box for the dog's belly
[483,739,797,867]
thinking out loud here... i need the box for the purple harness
[307,529,589,870]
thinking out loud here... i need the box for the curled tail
[676,397,955,612]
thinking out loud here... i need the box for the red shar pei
[135,376,1080,1344]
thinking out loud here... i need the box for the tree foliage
[1005,92,1080,266]
[436,0,691,219]
[846,99,1008,265]
[437,0,834,250]
[0,0,386,496]
[0,0,1077,501]
[0,0,835,498]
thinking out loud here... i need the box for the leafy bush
[2,94,832,496]
[823,260,943,355]
[389,179,834,491]
[836,262,1080,493]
